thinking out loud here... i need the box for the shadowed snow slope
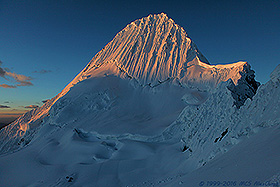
[0,13,275,187]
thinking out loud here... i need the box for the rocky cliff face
[227,63,260,108]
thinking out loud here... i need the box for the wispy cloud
[24,105,39,109]
[0,84,16,88]
[0,61,33,88]
[33,69,52,74]
[5,72,33,86]
[0,105,10,108]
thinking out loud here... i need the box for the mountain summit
[83,13,209,83]
[62,12,210,94]
[63,13,257,94]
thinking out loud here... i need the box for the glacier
[0,13,279,187]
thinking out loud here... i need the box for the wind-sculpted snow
[161,64,280,177]
[0,13,275,187]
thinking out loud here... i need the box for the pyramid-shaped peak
[80,13,210,85]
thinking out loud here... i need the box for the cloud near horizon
[0,105,11,108]
[0,84,17,88]
[23,105,39,109]
[0,61,33,88]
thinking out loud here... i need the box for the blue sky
[0,0,280,122]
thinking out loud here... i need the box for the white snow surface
[0,13,279,186]
[270,64,280,83]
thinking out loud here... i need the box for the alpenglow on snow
[0,13,278,187]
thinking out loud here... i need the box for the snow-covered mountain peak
[74,13,209,86]
[0,13,260,157]
[61,14,259,95]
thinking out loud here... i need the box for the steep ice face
[42,13,259,104]
[65,13,256,90]
[83,13,209,85]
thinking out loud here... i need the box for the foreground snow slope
[166,124,280,186]
[0,65,277,187]
[162,66,280,186]
[0,76,190,186]
[0,13,277,187]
